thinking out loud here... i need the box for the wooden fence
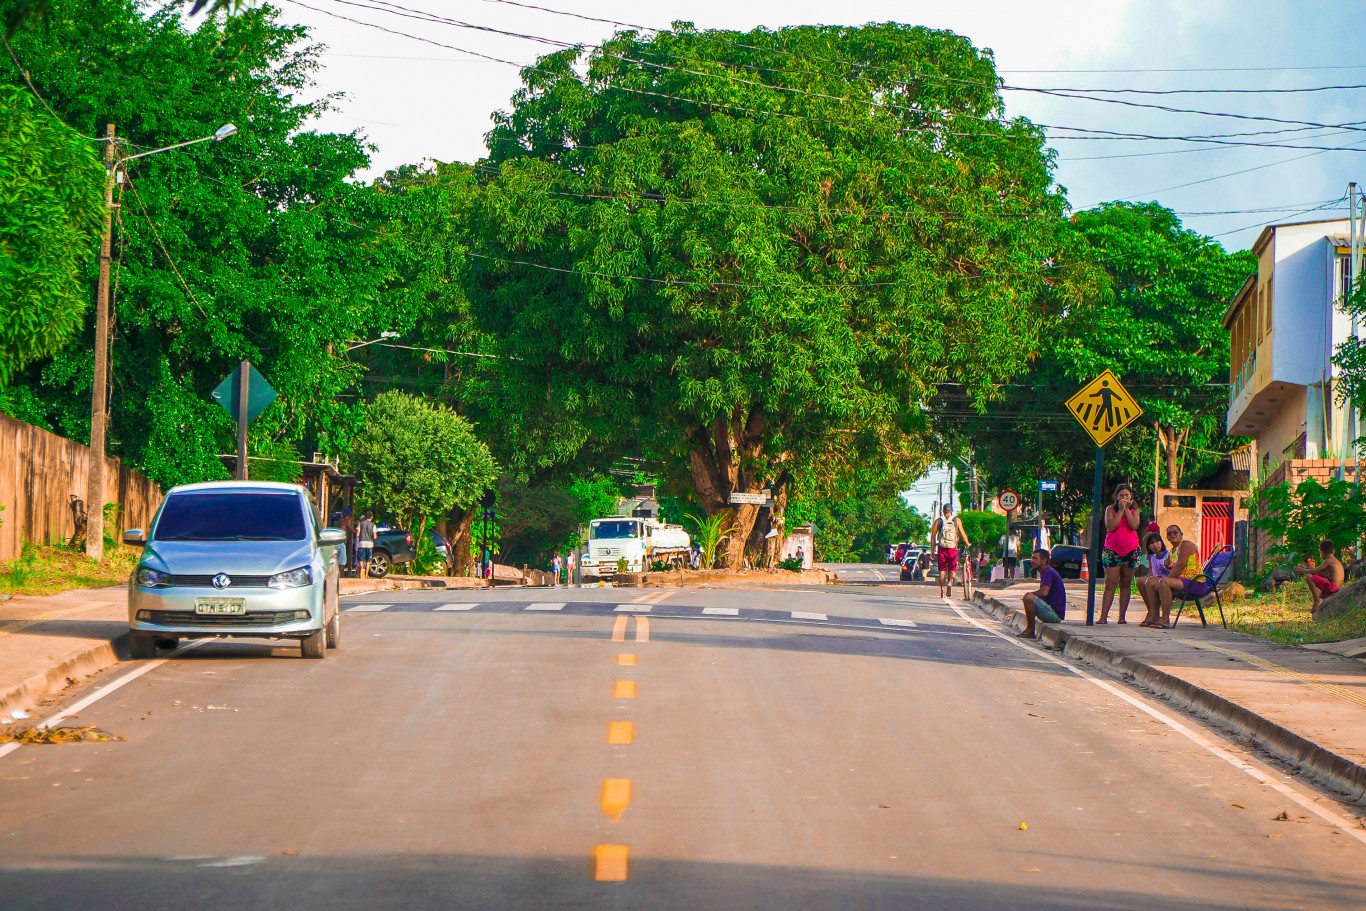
[0,413,162,561]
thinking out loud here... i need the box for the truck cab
[582,518,647,579]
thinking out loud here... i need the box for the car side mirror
[318,528,346,546]
[123,529,147,547]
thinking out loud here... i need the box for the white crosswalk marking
[434,603,478,611]
[614,604,652,613]
[791,611,828,621]
[345,604,390,612]
[702,607,739,616]
[878,618,917,628]
[525,602,566,611]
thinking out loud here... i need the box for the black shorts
[1003,556,1018,569]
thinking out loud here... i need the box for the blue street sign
[1039,480,1059,492]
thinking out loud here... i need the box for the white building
[1223,217,1359,472]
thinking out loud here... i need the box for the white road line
[614,605,652,613]
[434,603,478,611]
[945,596,1366,848]
[702,607,739,616]
[344,604,390,612]
[791,611,828,621]
[525,602,566,611]
[0,639,211,762]
[878,618,918,628]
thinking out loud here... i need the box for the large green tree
[349,391,498,534]
[0,85,103,383]
[0,0,404,487]
[465,23,1071,567]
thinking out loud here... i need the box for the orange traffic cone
[1080,552,1090,580]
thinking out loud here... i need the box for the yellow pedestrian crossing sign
[1065,370,1144,447]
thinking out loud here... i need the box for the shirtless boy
[1296,540,1345,612]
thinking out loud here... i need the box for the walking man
[930,504,971,599]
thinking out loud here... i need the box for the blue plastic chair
[1174,545,1235,629]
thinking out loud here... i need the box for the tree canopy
[0,85,103,383]
[349,391,498,532]
[465,23,1072,566]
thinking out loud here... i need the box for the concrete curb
[0,633,130,722]
[973,591,1366,805]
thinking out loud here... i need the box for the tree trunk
[1154,423,1189,489]
[687,406,769,570]
[448,509,476,576]
[744,472,791,566]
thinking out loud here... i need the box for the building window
[1264,277,1273,333]
[1163,495,1197,508]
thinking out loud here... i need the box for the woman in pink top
[1099,483,1141,623]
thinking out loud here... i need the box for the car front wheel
[326,609,341,649]
[128,631,158,660]
[302,626,326,659]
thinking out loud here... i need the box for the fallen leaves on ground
[0,725,124,744]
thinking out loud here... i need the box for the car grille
[145,610,302,627]
[168,574,272,588]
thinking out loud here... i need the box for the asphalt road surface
[3,567,1364,910]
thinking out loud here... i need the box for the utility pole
[1350,181,1363,485]
[85,124,118,560]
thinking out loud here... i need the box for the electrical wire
[1,34,105,141]
[121,169,211,320]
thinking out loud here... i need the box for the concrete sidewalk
[974,583,1366,805]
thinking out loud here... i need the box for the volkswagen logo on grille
[211,573,232,589]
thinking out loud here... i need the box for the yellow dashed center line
[613,680,637,699]
[601,778,632,821]
[594,844,629,881]
[607,721,634,745]
[617,654,636,666]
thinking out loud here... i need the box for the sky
[261,0,1365,517]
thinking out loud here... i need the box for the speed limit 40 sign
[997,489,1021,512]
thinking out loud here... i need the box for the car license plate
[194,597,246,615]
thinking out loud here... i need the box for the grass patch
[1227,584,1366,645]
[0,543,139,598]
[0,725,123,744]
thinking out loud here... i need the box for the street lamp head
[214,123,238,141]
[380,331,400,339]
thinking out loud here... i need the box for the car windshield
[591,521,640,539]
[153,491,307,542]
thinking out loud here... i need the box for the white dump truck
[581,517,692,580]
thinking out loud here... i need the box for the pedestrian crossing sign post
[1064,369,1143,447]
[1064,370,1144,628]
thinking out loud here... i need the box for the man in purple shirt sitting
[1019,548,1067,639]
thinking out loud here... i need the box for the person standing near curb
[1019,548,1067,639]
[1099,483,1141,624]
[999,528,1021,579]
[552,553,563,588]
[357,511,377,581]
[930,504,970,599]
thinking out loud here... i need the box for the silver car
[124,481,345,659]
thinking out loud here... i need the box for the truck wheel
[302,627,327,659]
[128,632,158,660]
[368,551,391,578]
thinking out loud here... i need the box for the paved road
[2,570,1363,909]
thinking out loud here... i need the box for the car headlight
[137,568,171,588]
[268,566,313,589]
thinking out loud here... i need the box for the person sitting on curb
[1019,548,1067,639]
[1295,540,1345,613]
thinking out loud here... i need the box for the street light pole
[84,123,238,560]
[84,124,118,560]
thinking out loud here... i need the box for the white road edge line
[345,604,391,612]
[525,603,566,611]
[944,596,1366,848]
[434,603,478,611]
[0,639,212,762]
[791,611,828,621]
[878,618,918,628]
[701,607,739,616]
[614,605,652,613]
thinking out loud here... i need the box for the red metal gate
[1200,501,1234,564]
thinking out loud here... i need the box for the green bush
[957,510,1007,547]
[1252,478,1366,569]
[777,556,804,572]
